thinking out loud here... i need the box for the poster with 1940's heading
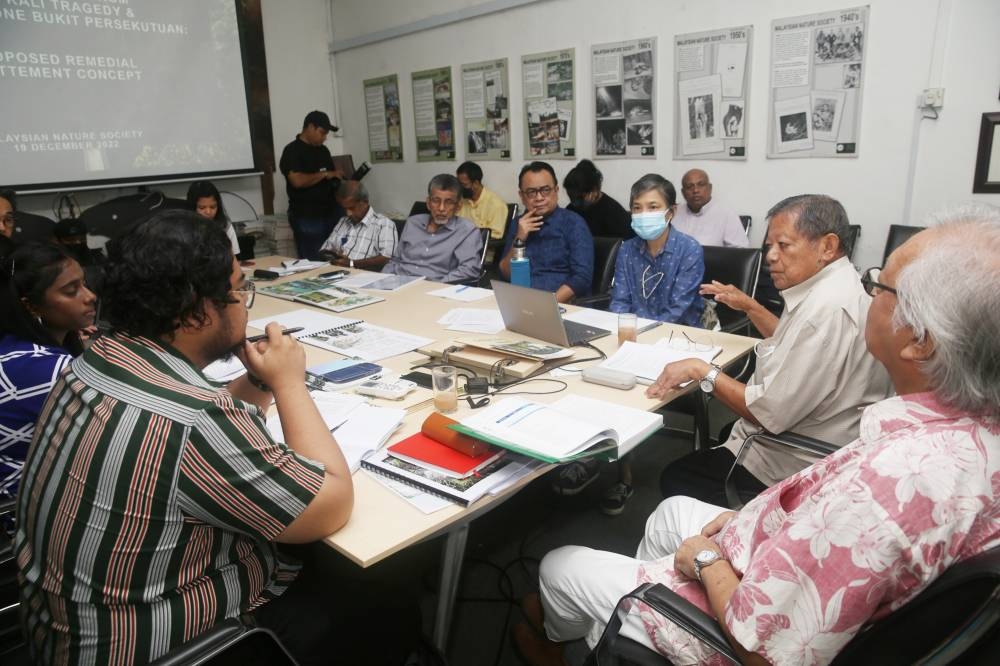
[460,58,510,161]
[592,37,656,159]
[673,26,752,160]
[363,74,403,163]
[768,6,869,158]
[521,48,575,159]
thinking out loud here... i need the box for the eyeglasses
[0,213,14,226]
[861,267,897,297]
[520,186,554,199]
[428,197,458,207]
[234,281,256,309]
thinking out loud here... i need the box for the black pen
[246,326,304,343]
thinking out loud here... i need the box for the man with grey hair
[514,204,1000,666]
[383,173,482,283]
[650,194,891,505]
[318,180,397,271]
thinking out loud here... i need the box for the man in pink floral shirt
[515,205,1000,665]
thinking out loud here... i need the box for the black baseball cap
[303,110,338,133]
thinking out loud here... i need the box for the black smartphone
[319,270,349,280]
[399,370,433,389]
[319,362,382,384]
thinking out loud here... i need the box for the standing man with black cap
[279,110,344,259]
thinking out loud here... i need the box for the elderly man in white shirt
[672,169,750,248]
[648,194,892,504]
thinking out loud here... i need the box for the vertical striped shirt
[15,333,325,665]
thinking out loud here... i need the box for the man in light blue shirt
[383,174,482,283]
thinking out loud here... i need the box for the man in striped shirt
[15,211,355,665]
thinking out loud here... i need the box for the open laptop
[491,280,610,347]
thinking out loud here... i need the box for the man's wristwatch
[693,549,727,581]
[699,364,721,394]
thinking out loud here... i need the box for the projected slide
[0,0,256,190]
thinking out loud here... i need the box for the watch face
[700,378,714,393]
[696,549,718,564]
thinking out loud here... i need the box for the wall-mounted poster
[412,66,455,162]
[673,26,752,160]
[592,37,656,158]
[461,58,510,161]
[363,74,403,163]
[767,6,869,158]
[521,48,576,159]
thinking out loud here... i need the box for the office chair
[843,224,861,261]
[408,200,429,218]
[738,215,751,237]
[0,500,25,664]
[588,535,1000,666]
[484,203,518,270]
[10,211,55,244]
[150,618,299,665]
[662,247,762,449]
[574,236,623,310]
[724,430,834,508]
[883,224,925,263]
[393,217,407,239]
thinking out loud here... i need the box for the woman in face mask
[609,173,705,326]
[599,174,706,515]
[564,159,633,239]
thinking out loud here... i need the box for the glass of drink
[618,313,638,346]
[432,365,458,413]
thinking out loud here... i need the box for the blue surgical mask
[631,211,670,240]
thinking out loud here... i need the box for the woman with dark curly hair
[186,179,241,258]
[0,242,96,501]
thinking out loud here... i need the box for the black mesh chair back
[408,200,429,218]
[843,224,861,260]
[883,224,924,263]
[701,246,761,332]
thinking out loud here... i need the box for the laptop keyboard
[564,319,610,345]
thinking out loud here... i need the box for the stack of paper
[562,309,661,334]
[428,284,494,302]
[599,340,722,384]
[437,308,505,334]
[203,356,247,382]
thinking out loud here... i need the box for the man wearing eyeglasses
[499,161,594,303]
[14,210,401,665]
[0,189,16,239]
[383,173,482,283]
[649,194,891,506]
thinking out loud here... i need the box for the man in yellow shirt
[457,161,510,240]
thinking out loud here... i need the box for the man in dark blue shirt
[499,162,593,302]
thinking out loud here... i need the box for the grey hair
[767,194,850,256]
[427,173,461,197]
[629,173,677,208]
[335,180,369,203]
[892,203,1000,419]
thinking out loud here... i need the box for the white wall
[329,0,1000,270]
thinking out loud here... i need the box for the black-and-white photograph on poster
[768,6,869,158]
[592,37,656,158]
[461,58,510,160]
[674,26,752,160]
[522,48,575,158]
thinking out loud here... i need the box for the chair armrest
[725,431,838,508]
[574,294,611,310]
[149,618,248,665]
[592,583,740,665]
[747,431,839,457]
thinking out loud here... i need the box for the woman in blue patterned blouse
[0,243,96,503]
[599,175,705,514]
[609,173,705,326]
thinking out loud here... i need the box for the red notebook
[388,432,503,479]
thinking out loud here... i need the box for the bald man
[672,169,749,248]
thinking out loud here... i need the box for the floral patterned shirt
[636,392,1000,665]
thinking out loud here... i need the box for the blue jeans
[288,214,336,260]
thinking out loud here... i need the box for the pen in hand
[246,326,304,343]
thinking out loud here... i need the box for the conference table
[244,258,758,649]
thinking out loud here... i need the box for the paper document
[600,340,722,383]
[266,391,367,443]
[562,309,660,334]
[428,284,494,302]
[203,356,246,382]
[438,308,505,334]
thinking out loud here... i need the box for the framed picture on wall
[973,112,1000,193]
